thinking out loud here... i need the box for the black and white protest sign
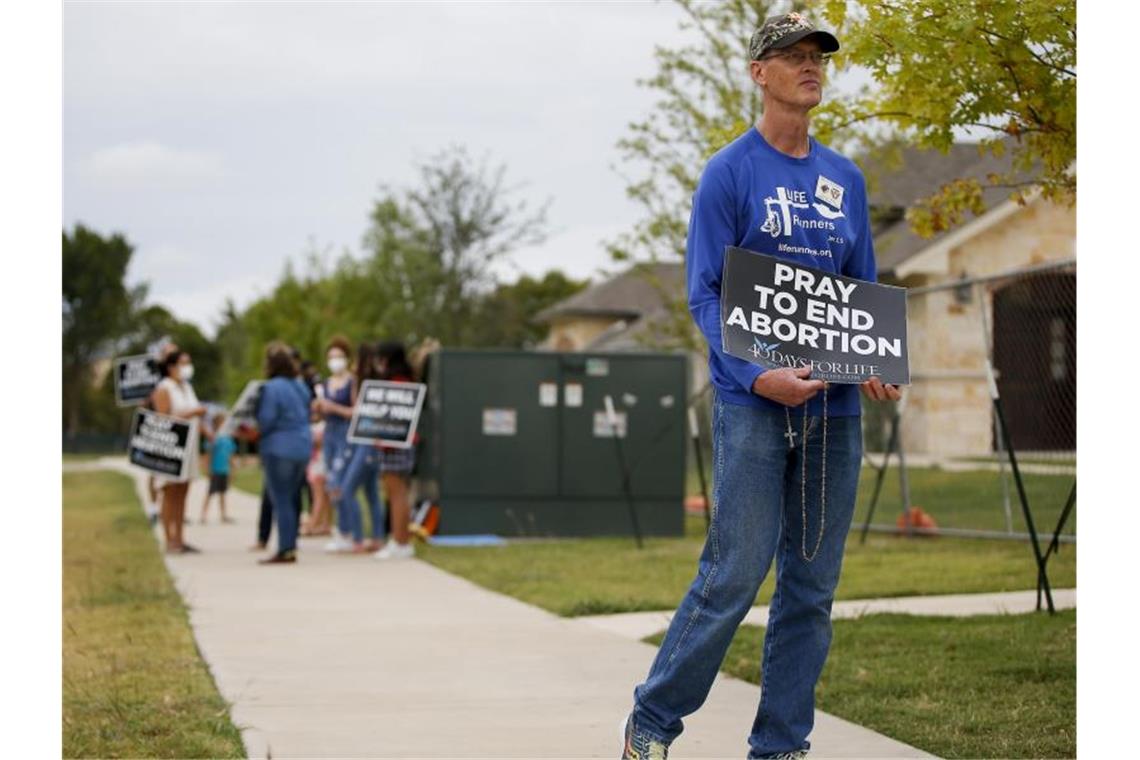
[721,246,910,384]
[346,380,427,448]
[128,408,197,479]
[218,380,264,437]
[114,355,162,407]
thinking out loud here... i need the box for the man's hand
[751,366,826,406]
[860,376,902,402]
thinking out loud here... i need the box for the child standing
[201,412,237,524]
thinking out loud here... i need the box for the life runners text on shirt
[758,175,848,259]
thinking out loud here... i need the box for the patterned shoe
[621,713,669,760]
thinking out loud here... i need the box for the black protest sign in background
[128,408,196,479]
[720,246,910,385]
[346,380,427,448]
[114,355,162,406]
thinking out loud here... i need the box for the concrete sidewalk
[578,589,1077,642]
[94,459,933,759]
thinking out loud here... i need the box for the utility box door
[558,354,686,499]
[438,353,561,498]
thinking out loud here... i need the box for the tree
[467,271,590,349]
[608,0,788,271]
[363,145,551,346]
[218,146,553,386]
[121,304,224,402]
[819,0,1076,235]
[62,224,144,437]
[217,254,348,394]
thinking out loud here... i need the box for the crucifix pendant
[784,428,798,448]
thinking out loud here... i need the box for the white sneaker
[373,540,415,560]
[323,534,355,553]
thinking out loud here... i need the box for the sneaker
[324,534,355,553]
[755,753,808,760]
[621,713,668,760]
[259,550,297,565]
[373,540,415,561]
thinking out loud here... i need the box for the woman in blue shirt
[255,341,313,564]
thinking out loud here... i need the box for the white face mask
[328,357,347,374]
[179,364,195,382]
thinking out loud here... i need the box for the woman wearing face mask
[325,341,386,553]
[152,350,207,553]
[313,336,362,551]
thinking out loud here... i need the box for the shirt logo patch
[813,175,846,220]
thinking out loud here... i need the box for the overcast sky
[63,1,716,335]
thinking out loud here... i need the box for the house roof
[862,141,1022,276]
[585,305,681,352]
[534,261,684,322]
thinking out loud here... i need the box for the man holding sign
[624,13,900,760]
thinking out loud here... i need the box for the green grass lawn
[230,459,1075,617]
[230,460,262,496]
[685,454,1073,536]
[657,610,1075,758]
[417,514,1075,617]
[855,465,1076,535]
[63,470,244,758]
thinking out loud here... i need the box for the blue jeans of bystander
[336,443,384,543]
[262,453,308,555]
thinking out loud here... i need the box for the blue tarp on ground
[427,535,507,547]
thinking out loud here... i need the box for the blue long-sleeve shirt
[255,376,313,461]
[687,127,878,417]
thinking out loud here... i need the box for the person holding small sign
[372,340,417,561]
[255,342,314,564]
[152,350,207,554]
[623,13,900,760]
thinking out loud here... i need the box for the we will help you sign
[720,246,910,385]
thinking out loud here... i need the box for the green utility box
[414,349,688,537]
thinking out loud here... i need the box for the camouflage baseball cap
[749,12,839,60]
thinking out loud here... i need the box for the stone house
[870,144,1075,457]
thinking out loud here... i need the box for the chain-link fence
[858,259,1076,543]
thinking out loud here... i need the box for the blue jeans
[336,444,384,542]
[262,454,308,555]
[323,428,348,484]
[632,392,863,758]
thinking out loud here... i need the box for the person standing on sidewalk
[372,340,418,561]
[152,349,207,554]
[255,342,313,565]
[621,13,900,760]
[325,341,385,553]
[199,411,237,524]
